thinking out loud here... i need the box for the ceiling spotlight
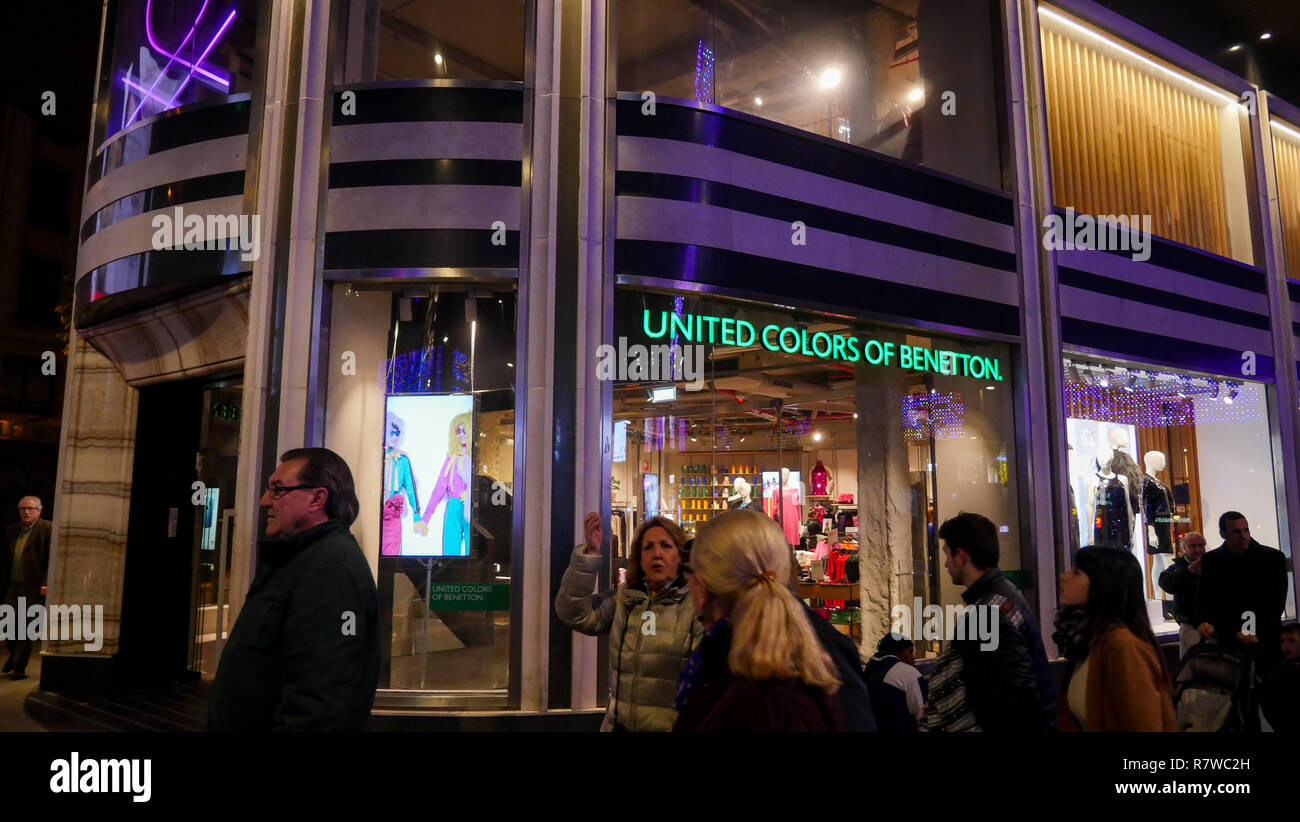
[443,336,448,343]
[907,85,923,103]
[1229,44,1242,52]
[434,53,444,65]
[985,385,996,391]
[754,96,763,106]
[818,67,842,90]
[852,412,858,419]
[739,436,746,443]
[1260,32,1272,40]
[690,436,697,442]
[506,362,514,368]
[812,432,822,442]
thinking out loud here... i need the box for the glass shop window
[1038,5,1258,264]
[607,288,1022,659]
[1062,356,1296,632]
[99,0,262,145]
[617,0,1011,190]
[325,284,516,693]
[347,0,525,82]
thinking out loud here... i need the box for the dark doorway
[117,378,216,685]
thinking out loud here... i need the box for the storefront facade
[45,0,1298,719]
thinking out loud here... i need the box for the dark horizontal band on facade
[323,228,520,270]
[616,171,1018,274]
[1061,317,1274,381]
[614,239,1021,337]
[75,250,250,329]
[327,159,522,189]
[1057,266,1271,331]
[88,99,251,190]
[1047,206,1267,294]
[615,99,1015,226]
[1288,279,1300,304]
[330,86,524,125]
[80,171,247,242]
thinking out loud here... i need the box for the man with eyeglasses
[1,496,51,679]
[208,448,379,731]
[1158,531,1207,659]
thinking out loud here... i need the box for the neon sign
[641,309,1004,382]
[121,0,237,128]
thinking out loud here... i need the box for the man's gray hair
[18,496,42,509]
[279,448,359,526]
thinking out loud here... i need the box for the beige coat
[555,547,702,732]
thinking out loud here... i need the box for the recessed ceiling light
[434,53,444,64]
[754,96,763,106]
[1229,44,1242,52]
[818,67,842,89]
[1260,32,1272,40]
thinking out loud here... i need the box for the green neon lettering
[643,310,668,338]
[737,320,756,347]
[924,348,940,374]
[780,327,800,354]
[720,318,736,345]
[864,339,884,365]
[845,336,861,362]
[831,334,846,362]
[800,329,815,357]
[900,345,912,369]
[670,312,694,342]
[762,324,780,351]
[988,358,1002,381]
[970,355,986,379]
[701,315,721,342]
[812,332,832,358]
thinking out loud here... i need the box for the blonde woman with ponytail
[673,509,845,732]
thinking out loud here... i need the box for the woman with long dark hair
[1053,546,1176,731]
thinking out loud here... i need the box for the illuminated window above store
[1064,358,1262,426]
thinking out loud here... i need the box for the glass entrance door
[189,380,242,679]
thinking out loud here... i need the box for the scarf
[674,618,729,711]
[1052,606,1090,663]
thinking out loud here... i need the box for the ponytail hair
[691,509,839,693]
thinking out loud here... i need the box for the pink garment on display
[781,486,801,545]
[813,540,831,562]
[381,494,404,556]
[811,461,830,496]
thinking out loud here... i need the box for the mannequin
[1142,450,1175,598]
[1103,426,1143,516]
[1089,448,1133,550]
[727,476,753,510]
[780,467,802,546]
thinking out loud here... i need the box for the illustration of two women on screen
[381,410,472,557]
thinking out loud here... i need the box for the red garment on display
[781,486,801,545]
[811,461,830,496]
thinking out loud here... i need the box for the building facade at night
[44,0,1300,720]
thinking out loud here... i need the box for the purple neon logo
[121,0,236,128]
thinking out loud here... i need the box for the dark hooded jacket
[208,520,379,731]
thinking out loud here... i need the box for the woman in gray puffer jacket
[555,512,703,732]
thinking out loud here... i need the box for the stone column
[42,331,137,681]
[854,355,914,650]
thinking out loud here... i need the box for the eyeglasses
[265,483,320,500]
[17,506,40,512]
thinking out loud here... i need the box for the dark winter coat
[1194,540,1288,670]
[1157,555,1200,626]
[925,567,1057,732]
[208,519,380,731]
[672,622,846,732]
[803,603,876,732]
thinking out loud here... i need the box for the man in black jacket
[2,496,52,679]
[924,512,1056,732]
[1157,531,1206,659]
[208,448,379,731]
[1195,511,1289,676]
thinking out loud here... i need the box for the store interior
[1063,356,1293,633]
[610,289,1020,655]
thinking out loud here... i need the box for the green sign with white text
[426,583,510,611]
[641,309,1003,381]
